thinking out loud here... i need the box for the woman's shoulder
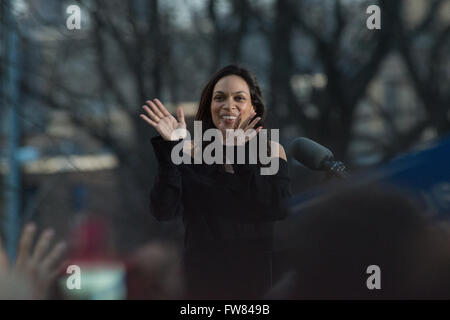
[269,140,287,161]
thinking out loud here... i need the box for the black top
[149,134,291,299]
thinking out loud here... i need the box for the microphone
[290,137,349,178]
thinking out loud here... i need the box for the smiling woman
[195,66,266,138]
[140,64,291,299]
[211,76,258,130]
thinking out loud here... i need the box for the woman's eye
[235,96,245,101]
[214,96,224,101]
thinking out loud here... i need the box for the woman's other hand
[222,110,263,146]
[140,98,187,141]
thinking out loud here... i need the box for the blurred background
[0,0,449,286]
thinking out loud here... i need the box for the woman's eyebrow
[213,90,249,95]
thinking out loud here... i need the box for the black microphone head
[290,137,334,170]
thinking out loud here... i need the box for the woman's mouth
[221,115,237,120]
[221,115,237,126]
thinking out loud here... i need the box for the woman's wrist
[151,135,183,169]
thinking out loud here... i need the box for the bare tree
[5,0,449,251]
[16,0,185,249]
[387,0,450,156]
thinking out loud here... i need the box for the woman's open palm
[222,110,263,146]
[140,98,187,141]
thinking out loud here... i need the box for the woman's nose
[223,97,237,111]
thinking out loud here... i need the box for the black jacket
[149,134,291,299]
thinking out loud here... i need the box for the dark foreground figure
[268,185,450,300]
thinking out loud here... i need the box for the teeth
[222,116,237,120]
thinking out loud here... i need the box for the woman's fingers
[15,223,36,270]
[143,100,176,125]
[142,104,161,122]
[252,126,263,138]
[243,126,263,145]
[153,98,171,118]
[143,103,161,122]
[233,114,242,130]
[247,116,261,130]
[146,100,165,119]
[176,106,185,124]
[240,111,256,130]
[140,114,158,127]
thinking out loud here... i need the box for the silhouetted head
[281,184,450,299]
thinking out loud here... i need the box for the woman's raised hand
[140,99,187,141]
[222,110,263,146]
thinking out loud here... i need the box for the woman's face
[210,75,255,131]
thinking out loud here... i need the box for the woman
[140,65,291,299]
